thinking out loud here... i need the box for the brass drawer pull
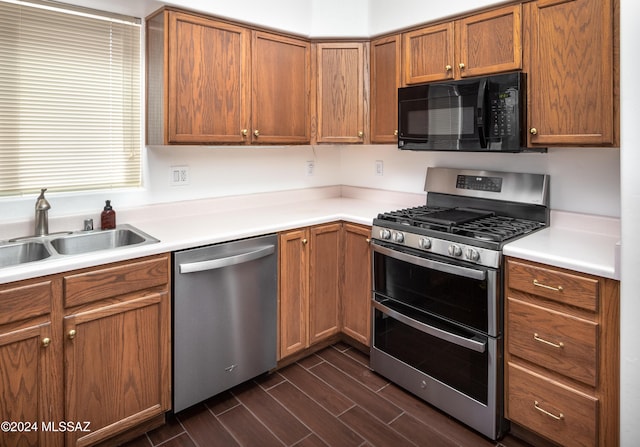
[534,400,564,421]
[533,279,563,292]
[534,333,564,349]
[41,337,51,348]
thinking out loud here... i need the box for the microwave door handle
[477,78,488,148]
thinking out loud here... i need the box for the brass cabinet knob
[301,238,308,245]
[393,130,398,136]
[365,238,371,244]
[41,337,51,348]
[445,65,452,71]
[458,63,465,69]
[241,129,248,136]
[254,130,260,137]
[68,329,77,340]
[530,127,538,135]
[358,131,364,138]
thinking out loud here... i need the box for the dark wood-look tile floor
[123,344,534,447]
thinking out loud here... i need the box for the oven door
[372,242,500,336]
[370,301,503,439]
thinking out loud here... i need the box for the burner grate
[454,216,545,242]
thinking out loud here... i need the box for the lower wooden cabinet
[0,279,60,447]
[0,253,171,447]
[341,223,372,346]
[278,222,372,360]
[505,257,619,447]
[278,223,341,359]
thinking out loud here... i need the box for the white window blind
[0,0,141,197]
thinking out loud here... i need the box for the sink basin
[0,241,52,268]
[50,227,156,255]
[0,224,159,270]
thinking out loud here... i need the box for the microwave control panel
[489,87,519,139]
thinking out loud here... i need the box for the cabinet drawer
[64,255,169,307]
[508,298,598,386]
[507,259,599,311]
[0,280,52,326]
[508,362,597,447]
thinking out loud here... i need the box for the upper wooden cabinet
[166,11,249,144]
[370,35,401,144]
[314,42,368,144]
[147,9,310,145]
[252,32,311,144]
[525,0,618,147]
[403,4,522,84]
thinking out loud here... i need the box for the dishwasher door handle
[179,245,275,274]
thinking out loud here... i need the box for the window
[0,0,141,197]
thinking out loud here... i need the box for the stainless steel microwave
[398,72,540,152]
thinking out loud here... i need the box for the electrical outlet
[170,166,190,186]
[375,160,384,176]
[306,160,315,176]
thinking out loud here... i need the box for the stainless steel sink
[0,241,52,268]
[0,224,159,268]
[49,226,158,255]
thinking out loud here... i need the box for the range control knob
[465,248,480,262]
[379,229,391,240]
[419,237,432,249]
[448,244,462,257]
[393,232,405,243]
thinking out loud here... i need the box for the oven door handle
[373,301,487,353]
[372,243,486,280]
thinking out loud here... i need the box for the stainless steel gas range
[370,167,549,440]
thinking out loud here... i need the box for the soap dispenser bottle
[101,200,116,230]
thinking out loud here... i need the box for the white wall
[340,145,620,216]
[368,0,510,35]
[619,0,639,445]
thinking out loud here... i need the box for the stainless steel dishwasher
[172,234,278,412]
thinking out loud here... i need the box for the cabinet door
[252,32,310,144]
[63,292,170,447]
[308,223,341,344]
[278,229,309,359]
[315,42,367,143]
[403,23,455,84]
[0,322,57,447]
[370,35,401,144]
[0,279,60,447]
[525,0,616,146]
[167,12,250,144]
[341,223,372,346]
[456,4,522,78]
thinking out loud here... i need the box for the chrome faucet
[34,188,50,236]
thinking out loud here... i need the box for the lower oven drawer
[508,297,598,386]
[507,362,598,447]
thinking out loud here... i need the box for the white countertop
[503,210,621,280]
[1,188,621,283]
[0,187,423,284]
